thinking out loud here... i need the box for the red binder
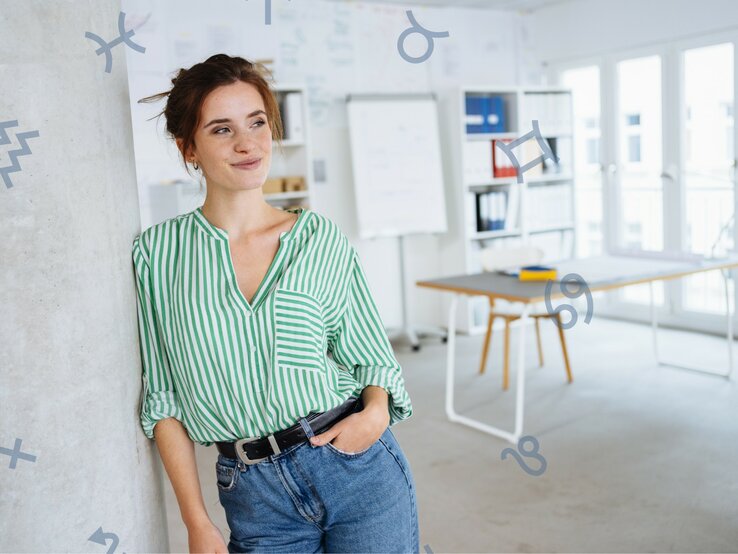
[492,139,517,179]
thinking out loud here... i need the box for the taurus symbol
[397,10,449,64]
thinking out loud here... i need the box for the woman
[132,54,419,553]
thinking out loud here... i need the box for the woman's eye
[213,120,265,134]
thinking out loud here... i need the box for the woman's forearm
[360,385,391,425]
[152,417,212,530]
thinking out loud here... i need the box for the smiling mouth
[233,159,262,170]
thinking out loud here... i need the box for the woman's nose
[234,132,257,152]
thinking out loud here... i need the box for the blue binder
[465,96,487,134]
[487,96,506,133]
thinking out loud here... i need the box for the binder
[521,138,543,177]
[475,192,486,231]
[283,92,304,141]
[492,139,517,178]
[463,141,493,184]
[487,96,506,133]
[505,186,519,231]
[465,96,487,134]
[496,192,506,230]
[465,95,507,134]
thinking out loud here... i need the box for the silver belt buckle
[234,434,281,465]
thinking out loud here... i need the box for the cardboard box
[263,177,284,194]
[283,176,306,192]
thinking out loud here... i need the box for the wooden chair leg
[503,319,511,390]
[534,316,544,367]
[555,313,573,383]
[479,301,495,375]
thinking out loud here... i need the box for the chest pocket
[273,288,326,372]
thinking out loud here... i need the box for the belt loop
[299,417,315,440]
[267,434,281,455]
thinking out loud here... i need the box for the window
[561,65,603,257]
[586,138,599,164]
[682,42,734,314]
[628,135,641,162]
[626,113,641,126]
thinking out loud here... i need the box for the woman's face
[189,80,273,192]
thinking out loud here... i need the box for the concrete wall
[0,1,167,551]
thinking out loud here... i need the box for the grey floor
[161,317,738,553]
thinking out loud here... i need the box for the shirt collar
[192,205,310,243]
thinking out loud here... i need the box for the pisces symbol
[501,435,547,476]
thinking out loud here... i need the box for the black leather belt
[216,395,363,465]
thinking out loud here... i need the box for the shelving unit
[439,85,575,335]
[265,84,313,212]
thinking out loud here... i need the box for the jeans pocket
[325,435,381,458]
[215,458,240,492]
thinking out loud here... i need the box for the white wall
[122,0,524,334]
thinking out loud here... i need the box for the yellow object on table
[518,266,558,281]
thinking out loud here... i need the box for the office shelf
[268,85,313,212]
[438,85,576,334]
[471,229,522,240]
[264,190,311,201]
[529,224,575,234]
[465,132,519,141]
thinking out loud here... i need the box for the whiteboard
[347,96,448,239]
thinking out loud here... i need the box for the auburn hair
[138,54,283,178]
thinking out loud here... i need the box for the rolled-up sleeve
[132,234,184,440]
[327,247,413,426]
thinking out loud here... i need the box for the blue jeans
[215,422,419,553]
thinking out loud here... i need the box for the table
[416,254,738,443]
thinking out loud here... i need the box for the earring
[192,159,199,170]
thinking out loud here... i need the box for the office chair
[478,245,573,390]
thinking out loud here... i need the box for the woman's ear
[175,137,193,160]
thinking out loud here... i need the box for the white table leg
[650,281,659,360]
[444,293,527,444]
[651,272,733,378]
[723,268,734,379]
[514,304,530,438]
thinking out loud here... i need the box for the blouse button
[251,345,257,353]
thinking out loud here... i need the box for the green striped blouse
[131,206,413,446]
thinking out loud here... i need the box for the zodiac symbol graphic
[85,11,146,74]
[248,0,292,25]
[545,272,594,330]
[0,437,37,468]
[495,120,559,184]
[88,527,125,554]
[501,435,547,477]
[0,120,40,190]
[397,10,449,64]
